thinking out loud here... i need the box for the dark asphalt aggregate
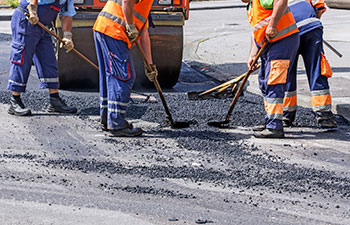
[1,89,349,201]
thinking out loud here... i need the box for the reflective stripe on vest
[93,0,152,48]
[110,0,147,24]
[251,0,299,47]
[98,11,126,28]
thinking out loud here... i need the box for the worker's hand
[145,64,158,82]
[316,10,324,19]
[26,4,39,25]
[247,55,259,71]
[126,24,139,43]
[265,24,278,42]
[60,31,74,53]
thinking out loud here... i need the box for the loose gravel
[1,89,349,200]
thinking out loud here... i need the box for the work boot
[315,111,338,129]
[48,96,77,113]
[282,119,293,127]
[254,128,285,138]
[317,118,338,129]
[252,125,265,132]
[109,124,144,137]
[8,96,32,116]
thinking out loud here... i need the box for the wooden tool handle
[25,13,99,71]
[135,41,175,125]
[224,44,267,121]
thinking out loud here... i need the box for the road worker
[93,0,157,137]
[242,0,300,138]
[8,0,77,116]
[283,0,337,129]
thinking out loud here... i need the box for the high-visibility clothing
[8,0,67,92]
[289,0,325,35]
[283,28,332,122]
[283,0,333,122]
[94,31,136,130]
[93,0,153,49]
[249,0,299,47]
[259,33,299,130]
[310,0,326,12]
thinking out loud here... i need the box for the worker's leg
[8,10,37,93]
[255,34,299,138]
[33,32,77,113]
[300,28,337,128]
[94,31,108,130]
[94,31,142,136]
[7,10,39,116]
[282,51,298,126]
[33,32,59,89]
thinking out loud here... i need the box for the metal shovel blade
[187,91,215,100]
[207,120,230,128]
[170,121,191,129]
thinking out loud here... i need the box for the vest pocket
[268,59,290,85]
[320,52,332,78]
[108,52,131,81]
[10,41,25,65]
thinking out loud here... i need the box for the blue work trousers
[259,33,300,130]
[8,0,64,92]
[284,28,331,122]
[94,31,136,130]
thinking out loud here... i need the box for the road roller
[55,0,190,89]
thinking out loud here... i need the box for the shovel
[24,12,99,71]
[135,41,192,129]
[187,74,245,100]
[187,64,260,100]
[208,43,267,128]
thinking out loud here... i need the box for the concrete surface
[184,0,350,121]
[0,198,155,225]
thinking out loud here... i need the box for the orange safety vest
[93,0,153,49]
[249,0,299,47]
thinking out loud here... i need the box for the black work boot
[48,94,77,113]
[315,111,338,129]
[318,119,338,129]
[108,123,143,137]
[282,118,293,127]
[252,125,265,132]
[8,96,32,116]
[254,128,285,138]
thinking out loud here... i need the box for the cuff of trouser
[39,82,59,89]
[108,120,128,130]
[265,119,284,130]
[8,83,26,93]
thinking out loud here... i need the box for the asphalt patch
[1,90,350,200]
